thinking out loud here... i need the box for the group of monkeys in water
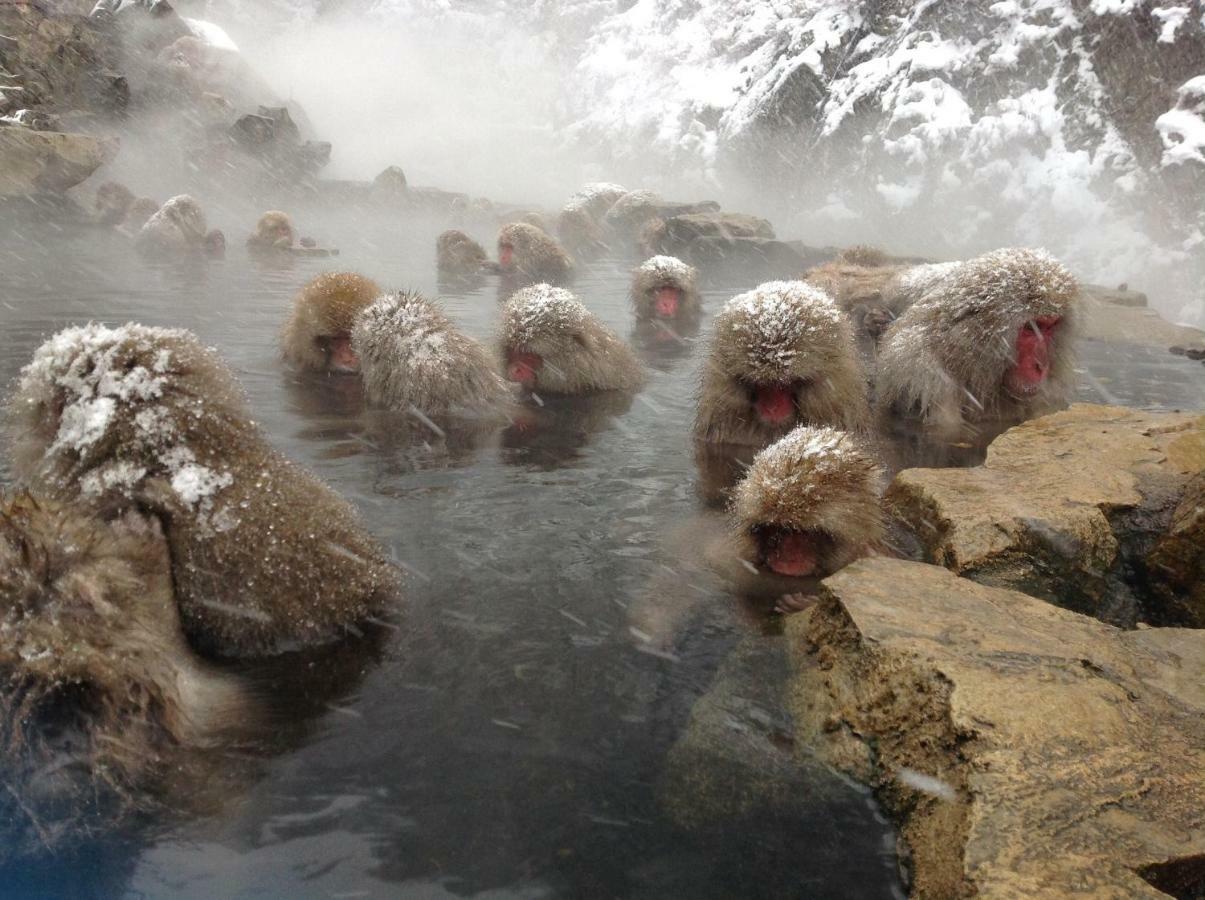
[0,181,1079,856]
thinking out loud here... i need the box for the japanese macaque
[630,255,701,322]
[352,291,514,426]
[497,222,575,286]
[246,210,296,250]
[556,182,626,256]
[281,271,382,374]
[874,247,1079,443]
[123,196,161,233]
[629,426,885,645]
[695,281,870,447]
[436,229,493,278]
[134,194,224,260]
[499,284,645,394]
[729,426,884,581]
[6,324,400,657]
[603,189,662,238]
[0,494,250,859]
[93,180,134,225]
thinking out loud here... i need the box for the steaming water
[1,200,1202,898]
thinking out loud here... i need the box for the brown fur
[123,197,160,232]
[499,284,645,394]
[246,210,296,250]
[6,324,400,657]
[729,426,884,578]
[694,281,870,448]
[353,291,513,423]
[555,183,627,255]
[875,247,1080,441]
[436,229,490,277]
[134,194,211,258]
[0,494,248,857]
[281,271,382,372]
[630,255,701,321]
[94,181,134,225]
[498,222,575,285]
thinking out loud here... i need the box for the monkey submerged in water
[134,194,225,260]
[497,223,575,286]
[556,182,627,257]
[630,255,701,323]
[695,281,870,447]
[353,291,514,426]
[729,425,884,582]
[499,284,645,394]
[6,323,400,657]
[874,247,1079,443]
[628,425,884,644]
[436,229,494,279]
[247,211,335,257]
[281,271,383,375]
[0,494,252,860]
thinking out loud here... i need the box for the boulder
[786,557,1205,899]
[664,211,775,243]
[0,126,117,195]
[1083,283,1149,308]
[887,404,1205,626]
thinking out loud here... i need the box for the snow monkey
[93,180,135,225]
[499,284,645,394]
[281,271,382,374]
[6,324,400,657]
[436,229,492,278]
[627,426,884,645]
[352,291,514,424]
[874,247,1079,442]
[497,222,575,286]
[0,493,251,859]
[124,196,161,232]
[730,425,884,580]
[556,181,627,256]
[630,255,701,323]
[695,281,870,448]
[134,194,225,259]
[246,210,296,251]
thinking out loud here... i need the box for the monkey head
[204,228,226,259]
[730,426,884,579]
[352,291,510,417]
[281,271,382,374]
[499,284,644,394]
[878,248,1079,428]
[94,181,134,225]
[697,281,869,444]
[251,211,296,249]
[497,222,550,274]
[631,254,700,321]
[160,194,209,242]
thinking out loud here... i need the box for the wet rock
[786,557,1205,899]
[0,4,121,114]
[887,404,1205,627]
[1146,472,1205,627]
[1083,282,1149,308]
[0,126,117,195]
[664,211,775,243]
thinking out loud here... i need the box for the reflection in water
[5,197,1200,898]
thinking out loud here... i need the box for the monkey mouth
[748,381,800,426]
[752,526,835,578]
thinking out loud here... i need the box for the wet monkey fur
[499,284,645,394]
[874,247,1079,442]
[6,324,400,657]
[281,271,383,374]
[694,281,870,449]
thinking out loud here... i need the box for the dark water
[0,204,910,899]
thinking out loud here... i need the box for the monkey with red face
[281,272,382,375]
[631,255,701,323]
[499,284,644,394]
[497,223,575,286]
[874,247,1079,444]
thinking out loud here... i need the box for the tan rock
[887,404,1205,625]
[786,557,1205,899]
[0,127,118,195]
